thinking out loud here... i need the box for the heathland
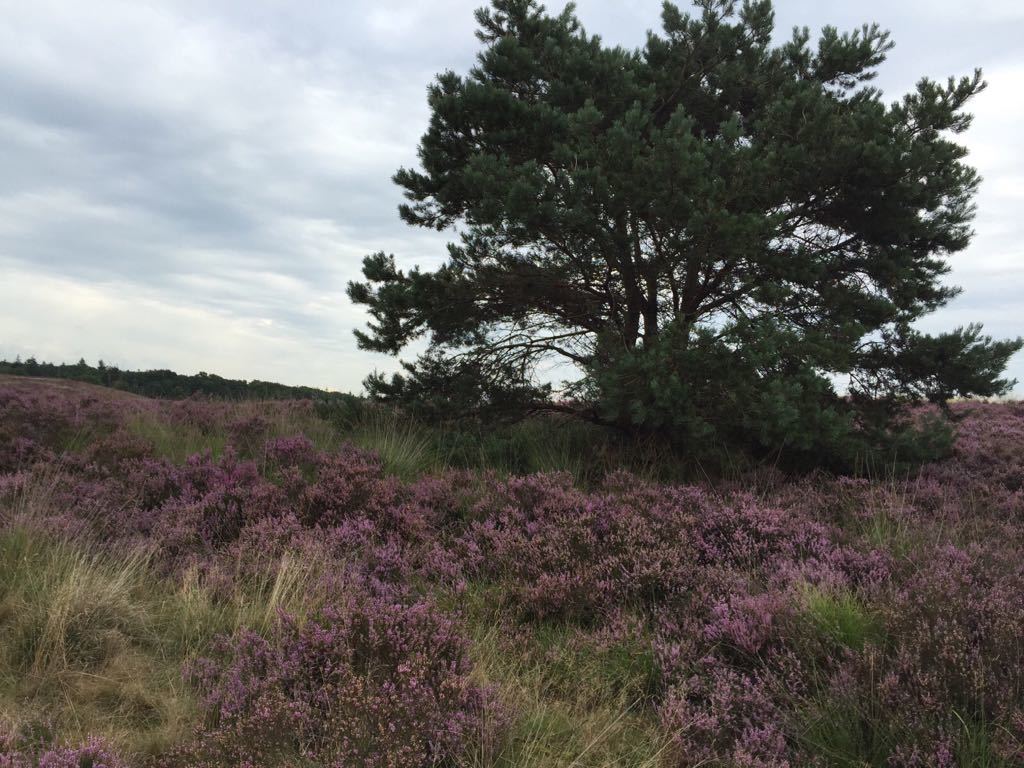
[1,375,1022,766]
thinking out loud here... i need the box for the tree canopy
[349,0,1021,466]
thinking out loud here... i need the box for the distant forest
[0,356,352,401]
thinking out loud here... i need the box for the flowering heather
[2,379,1024,765]
[1,734,127,768]
[178,591,500,768]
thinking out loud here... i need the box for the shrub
[862,544,1024,763]
[180,591,503,768]
[4,378,1024,767]
[0,735,127,768]
[461,473,699,622]
[225,415,271,459]
[37,738,128,768]
[659,660,791,768]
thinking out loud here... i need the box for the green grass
[791,587,1019,767]
[795,692,1019,767]
[320,399,690,486]
[124,402,339,465]
[949,710,1022,768]
[794,695,897,768]
[344,406,444,480]
[115,386,668,485]
[453,584,671,768]
[126,412,227,463]
[799,584,882,652]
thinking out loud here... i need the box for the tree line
[0,357,350,402]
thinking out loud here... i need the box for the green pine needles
[349,0,1021,469]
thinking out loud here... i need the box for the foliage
[179,591,499,768]
[364,348,550,424]
[1,734,128,768]
[349,0,1021,466]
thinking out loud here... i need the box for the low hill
[2,374,1023,766]
[0,357,354,401]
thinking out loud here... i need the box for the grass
[794,690,1019,768]
[792,584,1019,767]
[126,413,227,463]
[786,587,890,766]
[125,401,339,465]
[0,526,195,757]
[82,383,663,488]
[951,710,1022,768]
[454,584,671,768]
[0,524,673,767]
[344,406,443,480]
[322,400,688,487]
[0,524,325,760]
[794,694,897,768]
[799,584,882,652]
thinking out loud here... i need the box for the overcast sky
[1,0,1021,393]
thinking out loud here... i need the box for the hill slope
[1,377,1023,766]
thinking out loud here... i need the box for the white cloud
[0,265,379,390]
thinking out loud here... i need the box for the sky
[0,0,1021,393]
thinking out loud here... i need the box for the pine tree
[349,0,1021,466]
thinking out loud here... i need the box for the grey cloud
[0,0,1020,391]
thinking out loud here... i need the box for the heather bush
[293,444,393,527]
[81,428,154,471]
[0,387,126,471]
[913,401,1024,523]
[659,660,792,768]
[262,434,318,472]
[225,415,271,459]
[37,738,129,768]
[179,591,502,768]
[857,543,1024,763]
[146,451,282,569]
[0,734,128,768]
[458,473,699,622]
